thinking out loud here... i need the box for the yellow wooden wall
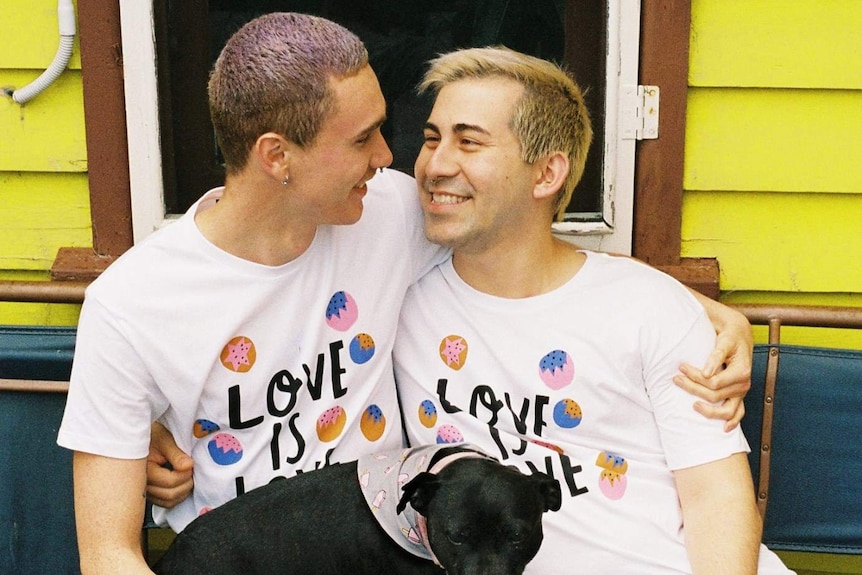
[0,0,87,325]
[685,0,862,349]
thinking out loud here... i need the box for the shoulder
[581,251,700,306]
[84,214,196,305]
[576,252,708,343]
[365,168,417,205]
[369,167,417,192]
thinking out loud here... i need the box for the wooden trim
[757,318,780,517]
[633,0,690,266]
[732,304,862,330]
[0,279,87,303]
[0,379,70,393]
[633,1,720,297]
[50,247,113,283]
[77,0,134,258]
[655,257,719,301]
[49,0,131,281]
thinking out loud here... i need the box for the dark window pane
[161,0,605,216]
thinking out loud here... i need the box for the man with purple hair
[58,13,752,574]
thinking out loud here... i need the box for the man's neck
[451,236,585,299]
[194,177,318,267]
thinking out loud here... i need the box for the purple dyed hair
[208,12,368,174]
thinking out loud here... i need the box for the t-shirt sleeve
[384,168,451,282]
[57,296,168,459]
[642,299,750,470]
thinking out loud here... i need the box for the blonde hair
[419,47,592,221]
[208,13,368,174]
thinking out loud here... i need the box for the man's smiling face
[415,77,538,254]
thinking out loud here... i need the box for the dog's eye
[446,530,468,545]
[508,529,527,546]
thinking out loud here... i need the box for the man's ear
[533,152,569,201]
[252,132,291,183]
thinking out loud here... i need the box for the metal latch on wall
[621,85,659,140]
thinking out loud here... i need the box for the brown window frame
[634,0,719,298]
[51,0,132,282]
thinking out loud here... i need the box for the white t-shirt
[394,252,793,574]
[58,169,447,532]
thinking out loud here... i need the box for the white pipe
[11,0,77,105]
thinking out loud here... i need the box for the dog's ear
[531,473,562,512]
[397,472,441,515]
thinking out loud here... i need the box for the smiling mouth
[352,181,369,194]
[430,193,468,205]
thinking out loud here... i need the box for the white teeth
[431,193,467,205]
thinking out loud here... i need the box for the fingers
[676,364,750,399]
[700,345,729,379]
[674,376,750,406]
[150,422,195,471]
[147,421,195,508]
[675,361,751,429]
[146,460,194,509]
[692,397,745,432]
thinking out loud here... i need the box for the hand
[676,302,754,431]
[146,422,195,508]
[674,366,747,431]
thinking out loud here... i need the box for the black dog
[154,445,561,575]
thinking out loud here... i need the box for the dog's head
[398,457,561,575]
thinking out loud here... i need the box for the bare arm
[146,422,195,508]
[73,452,154,575]
[679,291,754,430]
[674,453,762,575]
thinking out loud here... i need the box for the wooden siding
[0,72,87,172]
[685,89,862,194]
[0,2,83,70]
[689,0,862,90]
[0,0,87,325]
[0,173,91,269]
[685,0,862,349]
[683,191,862,292]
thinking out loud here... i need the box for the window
[121,0,641,254]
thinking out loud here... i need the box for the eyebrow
[423,121,491,136]
[356,116,387,139]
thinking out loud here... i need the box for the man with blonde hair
[394,47,793,573]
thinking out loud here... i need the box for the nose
[371,130,393,170]
[416,140,456,184]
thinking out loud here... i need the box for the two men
[59,13,758,574]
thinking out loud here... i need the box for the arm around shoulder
[74,452,155,575]
[679,290,753,429]
[674,452,762,575]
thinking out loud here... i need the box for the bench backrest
[0,326,79,575]
[735,305,862,555]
